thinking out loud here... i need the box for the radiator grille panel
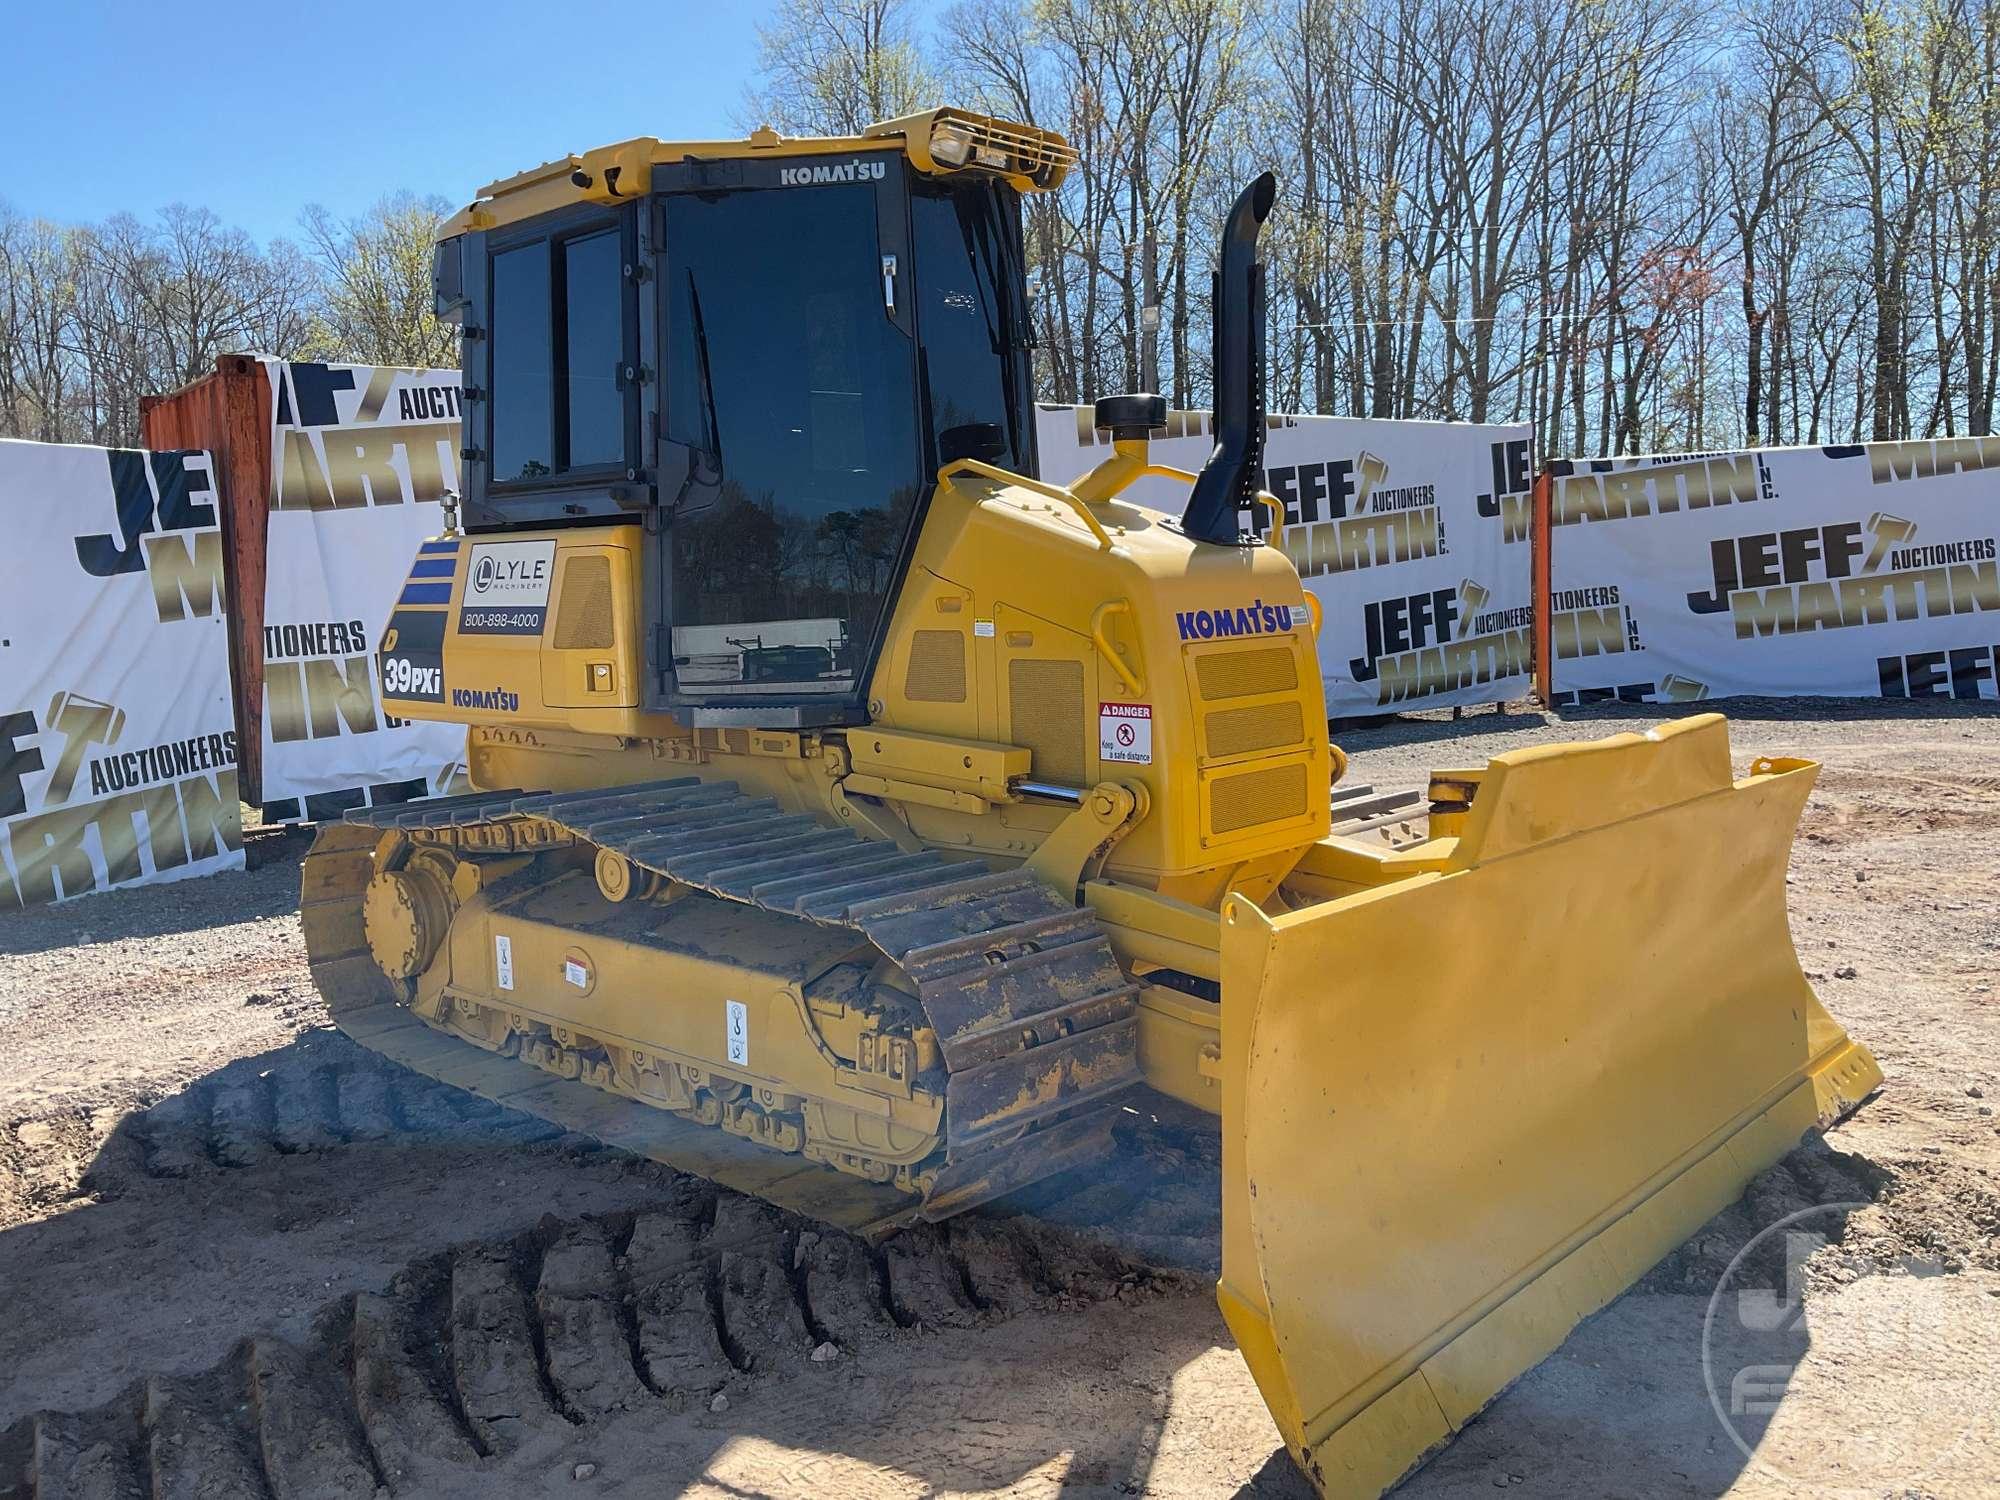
[905,630,967,702]
[1204,701,1305,759]
[1009,659,1086,783]
[553,555,613,650]
[1194,647,1297,701]
[1209,763,1309,834]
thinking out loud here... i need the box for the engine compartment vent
[553,555,614,650]
[906,629,967,703]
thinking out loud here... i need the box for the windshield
[660,168,1031,701]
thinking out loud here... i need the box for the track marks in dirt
[105,1032,563,1192]
[3,1029,569,1235]
[0,1184,1194,1500]
[1801,764,2000,846]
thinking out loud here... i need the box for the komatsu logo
[1175,599,1298,641]
[1686,514,2000,639]
[779,158,888,186]
[451,686,521,713]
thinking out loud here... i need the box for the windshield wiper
[666,269,724,513]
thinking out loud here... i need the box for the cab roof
[440,107,1075,237]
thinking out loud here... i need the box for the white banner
[1035,405,1535,715]
[1548,442,2000,705]
[0,440,243,905]
[261,360,470,821]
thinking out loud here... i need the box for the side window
[911,184,1022,471]
[562,229,623,468]
[488,222,627,483]
[491,244,552,480]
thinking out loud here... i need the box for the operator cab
[431,110,1064,725]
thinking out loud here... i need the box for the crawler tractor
[303,109,1880,1495]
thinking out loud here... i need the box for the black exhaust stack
[1183,172,1277,547]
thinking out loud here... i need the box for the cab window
[489,222,627,483]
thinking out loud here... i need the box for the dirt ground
[0,698,1994,1498]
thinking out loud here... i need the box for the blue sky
[1,0,773,245]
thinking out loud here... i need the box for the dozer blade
[1218,714,1880,1497]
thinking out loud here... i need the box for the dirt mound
[1639,1135,1891,1294]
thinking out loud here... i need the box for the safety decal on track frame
[495,933,514,991]
[1098,701,1153,764]
[725,1000,750,1066]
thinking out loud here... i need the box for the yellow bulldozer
[302,108,1881,1495]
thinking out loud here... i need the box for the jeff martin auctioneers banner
[1037,405,1536,716]
[0,439,243,905]
[260,360,469,822]
[1548,441,2000,706]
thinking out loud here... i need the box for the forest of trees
[0,194,454,448]
[771,0,2000,454]
[7,0,1998,458]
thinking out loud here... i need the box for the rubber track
[0,1190,1194,1500]
[325,778,1145,1222]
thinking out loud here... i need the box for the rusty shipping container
[140,354,275,804]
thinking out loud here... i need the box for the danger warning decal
[1098,702,1152,765]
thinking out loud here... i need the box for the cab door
[653,155,922,718]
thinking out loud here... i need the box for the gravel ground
[0,699,1994,1497]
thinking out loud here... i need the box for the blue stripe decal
[419,539,462,554]
[399,583,454,605]
[409,558,457,578]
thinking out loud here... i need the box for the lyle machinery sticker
[1099,702,1153,764]
[461,539,556,635]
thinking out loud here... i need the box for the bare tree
[11,0,2000,458]
[299,194,459,369]
[745,0,937,135]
